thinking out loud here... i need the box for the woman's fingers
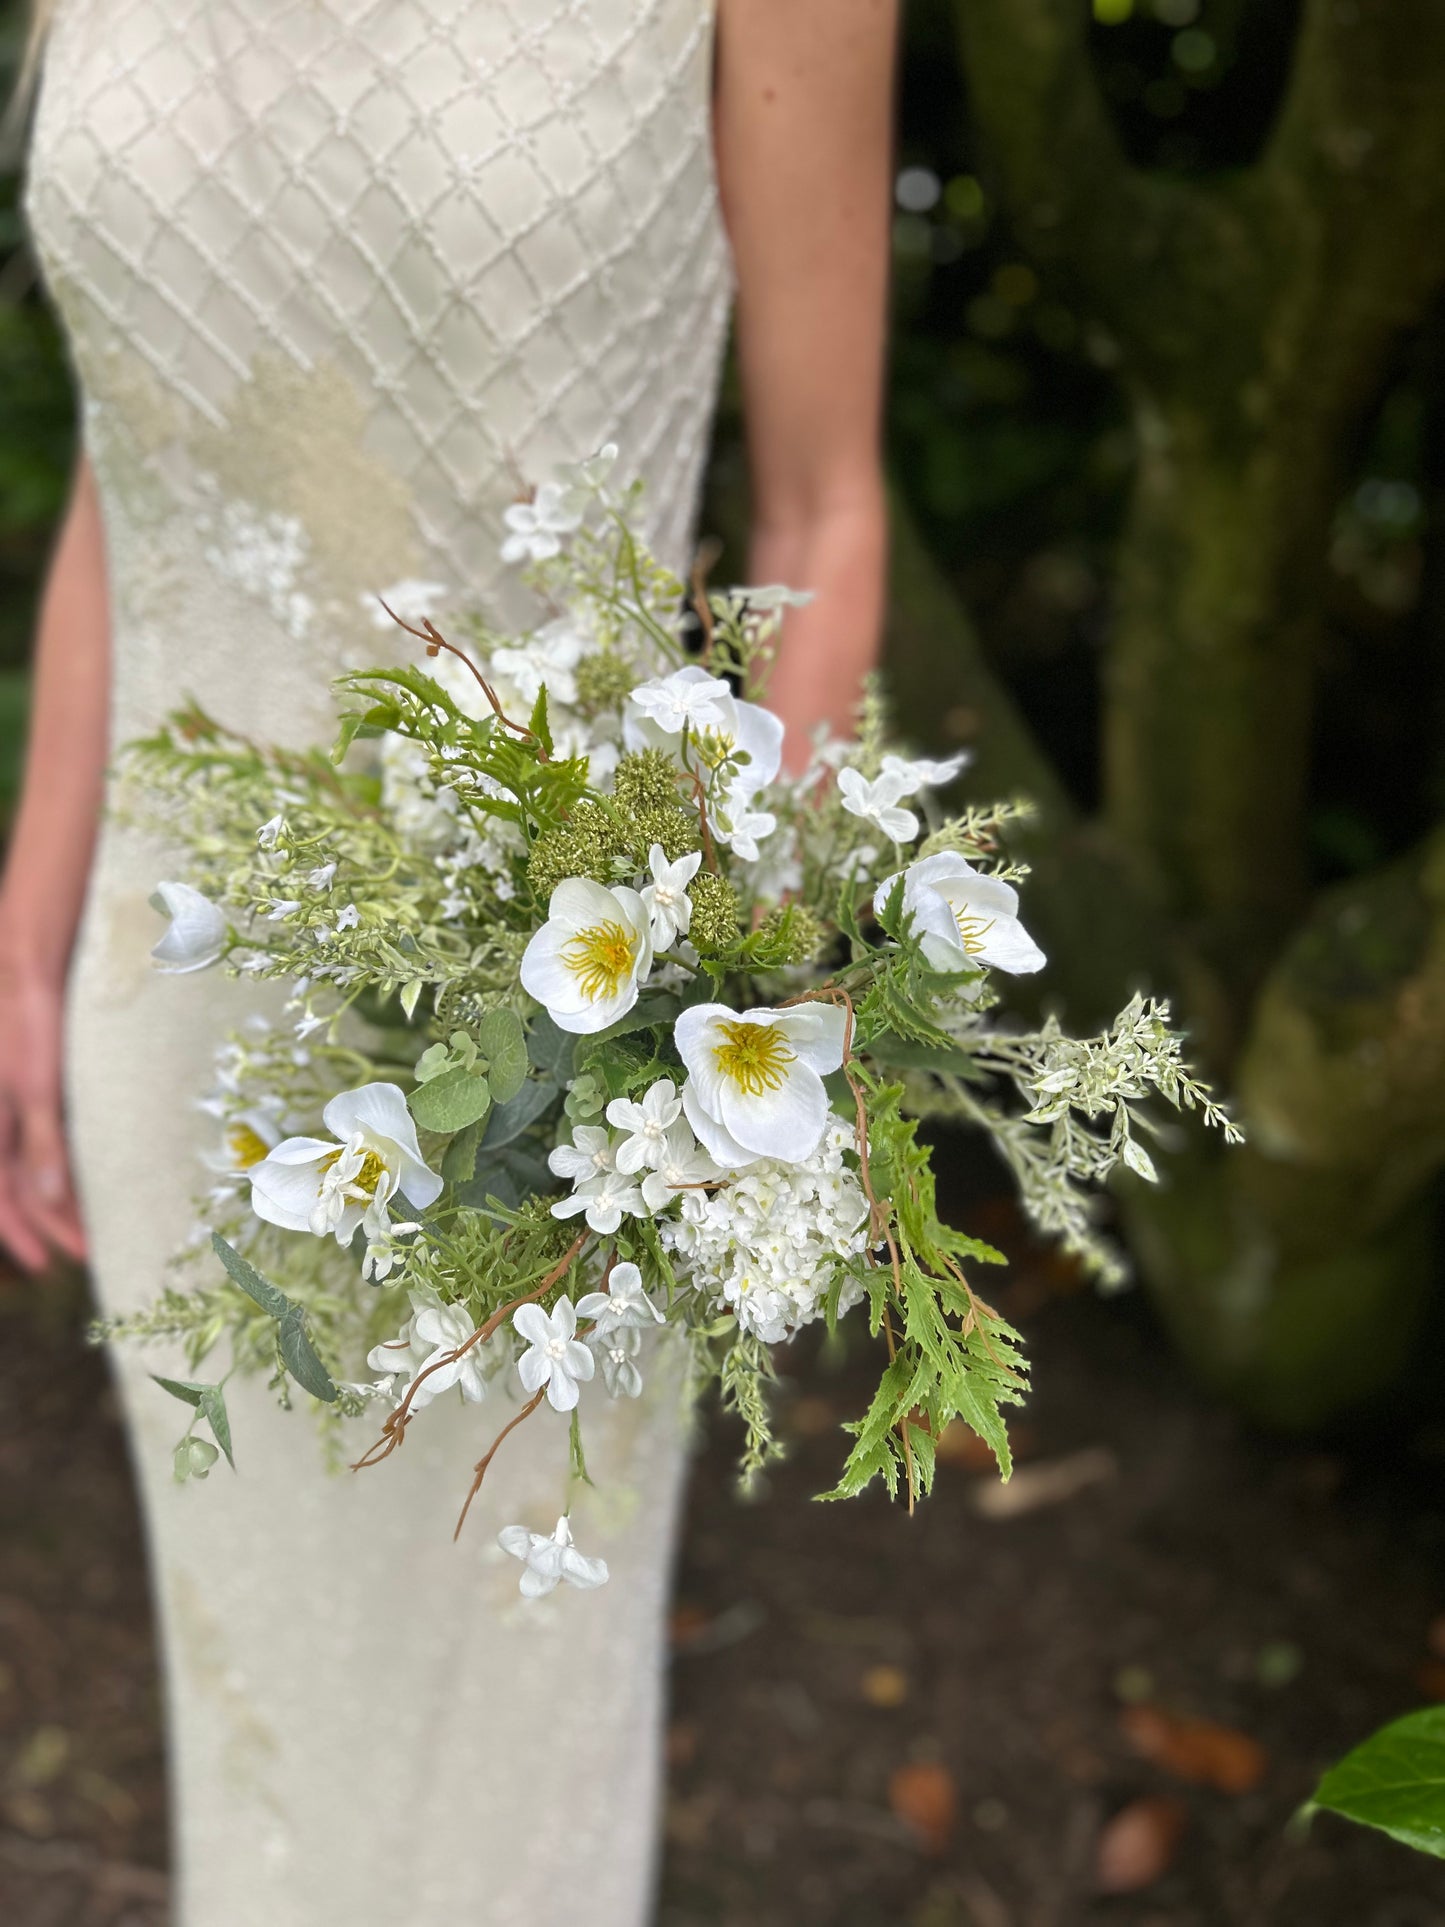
[0,1099,53,1274]
[19,1095,87,1263]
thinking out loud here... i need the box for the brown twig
[351,1233,587,1472]
[690,539,721,670]
[453,1387,547,1540]
[375,598,547,760]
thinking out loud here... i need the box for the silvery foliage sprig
[109,443,1239,1593]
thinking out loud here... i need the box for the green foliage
[1310,1709,1445,1859]
[211,1235,338,1403]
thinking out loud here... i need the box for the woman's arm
[714,0,898,758]
[0,454,110,1269]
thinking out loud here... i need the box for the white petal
[773,1003,848,1074]
[717,1063,829,1163]
[681,1081,759,1171]
[517,1349,551,1394]
[513,1303,553,1347]
[980,915,1047,974]
[546,1369,580,1412]
[560,1548,610,1590]
[150,882,228,973]
[498,1524,536,1560]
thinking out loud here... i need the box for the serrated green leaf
[278,1307,339,1403]
[199,1385,235,1470]
[477,1008,528,1104]
[410,1066,493,1134]
[528,684,554,759]
[1311,1709,1445,1858]
[212,1233,288,1319]
[152,1374,207,1408]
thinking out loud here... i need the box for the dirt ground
[3,1181,1445,1927]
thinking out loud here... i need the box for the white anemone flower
[639,1119,720,1215]
[248,1083,443,1245]
[606,1079,683,1173]
[640,845,701,949]
[513,1298,595,1412]
[877,851,1046,976]
[520,878,653,1035]
[150,882,228,974]
[576,1260,665,1337]
[675,1002,848,1169]
[498,1515,609,1597]
[202,1110,280,1177]
[626,664,784,796]
[592,1325,644,1399]
[500,481,583,563]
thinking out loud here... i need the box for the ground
[2,1177,1445,1927]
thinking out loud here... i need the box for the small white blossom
[879,750,971,790]
[606,1080,683,1174]
[592,1325,644,1398]
[548,1124,616,1184]
[490,617,587,709]
[497,1515,609,1597]
[361,1220,422,1284]
[150,882,228,974]
[335,904,360,930]
[639,1120,720,1215]
[257,814,286,849]
[501,482,583,564]
[712,793,777,863]
[837,766,920,844]
[409,1299,489,1406]
[627,665,784,796]
[550,1162,646,1235]
[576,1260,665,1337]
[640,845,701,950]
[513,1298,595,1412]
[306,862,337,891]
[266,899,302,921]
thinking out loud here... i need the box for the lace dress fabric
[23,3,730,1920]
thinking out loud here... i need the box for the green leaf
[199,1385,235,1470]
[527,1012,576,1082]
[441,1118,484,1183]
[151,1374,207,1408]
[1311,1708,1445,1857]
[592,993,682,1043]
[528,684,554,759]
[409,1066,493,1134]
[278,1307,340,1404]
[212,1233,288,1319]
[477,1008,528,1105]
[480,1078,559,1149]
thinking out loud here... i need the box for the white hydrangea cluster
[664,1121,871,1344]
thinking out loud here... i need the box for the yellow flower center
[562,920,636,1002]
[712,1020,794,1097]
[227,1123,272,1169]
[953,904,996,956]
[320,1145,388,1195]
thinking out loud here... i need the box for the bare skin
[0,0,895,1271]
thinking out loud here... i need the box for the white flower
[640,845,701,949]
[550,1162,646,1235]
[248,1083,443,1244]
[408,1299,489,1407]
[365,1284,441,1390]
[877,851,1046,976]
[639,1120,720,1214]
[879,750,971,790]
[500,482,583,564]
[591,1326,644,1399]
[335,904,360,930]
[306,861,337,891]
[675,1002,847,1169]
[490,617,587,708]
[837,766,920,844]
[520,878,653,1034]
[606,1079,682,1174]
[266,899,302,921]
[361,1220,422,1284]
[514,1298,595,1412]
[257,814,286,849]
[626,664,784,796]
[712,794,777,863]
[548,1124,616,1184]
[577,442,619,489]
[150,882,228,974]
[576,1260,665,1337]
[498,1515,609,1597]
[201,1110,280,1177]
[368,579,447,631]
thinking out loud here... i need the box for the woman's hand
[0,958,86,1271]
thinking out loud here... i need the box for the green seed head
[687,871,742,958]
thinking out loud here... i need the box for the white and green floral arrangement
[108,446,1239,1600]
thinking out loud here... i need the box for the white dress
[23,3,731,1921]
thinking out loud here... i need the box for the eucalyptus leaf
[278,1307,340,1404]
[477,1007,528,1104]
[592,993,682,1043]
[441,1117,484,1184]
[409,1067,493,1134]
[152,1374,207,1408]
[212,1233,288,1319]
[1310,1708,1445,1858]
[480,1077,559,1149]
[199,1385,235,1469]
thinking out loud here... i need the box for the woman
[5,1,894,1919]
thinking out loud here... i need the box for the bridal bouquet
[110,447,1237,1599]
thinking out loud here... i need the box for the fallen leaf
[861,1664,910,1707]
[971,1447,1117,1519]
[1094,1795,1187,1893]
[1120,1704,1268,1794]
[888,1760,958,1855]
